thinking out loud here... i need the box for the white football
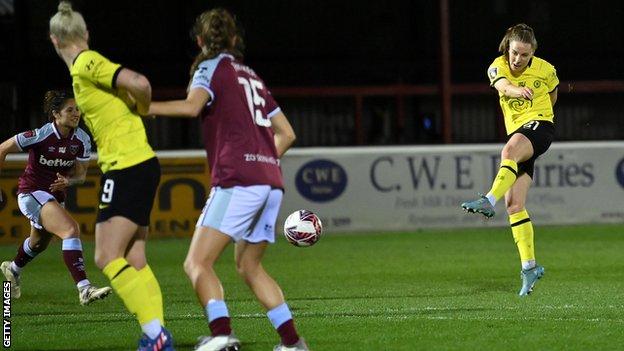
[283,210,323,247]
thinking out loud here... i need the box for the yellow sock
[488,159,518,201]
[509,210,535,263]
[138,265,164,325]
[103,258,159,326]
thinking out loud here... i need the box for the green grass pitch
[4,224,624,350]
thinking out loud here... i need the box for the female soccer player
[0,90,111,305]
[148,8,306,351]
[49,2,173,350]
[461,24,559,296]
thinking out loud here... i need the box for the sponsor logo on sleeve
[488,67,498,80]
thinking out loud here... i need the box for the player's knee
[57,221,80,239]
[235,259,260,279]
[182,258,193,277]
[183,256,205,279]
[501,144,517,159]
[94,251,113,270]
[94,255,105,270]
[235,262,247,278]
[506,203,525,216]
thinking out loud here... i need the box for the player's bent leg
[234,241,284,309]
[127,228,165,325]
[501,133,534,162]
[41,202,114,303]
[25,225,54,253]
[461,135,535,219]
[95,216,141,270]
[125,227,148,270]
[184,226,232,306]
[186,226,235,346]
[2,229,51,299]
[235,241,304,349]
[96,217,170,349]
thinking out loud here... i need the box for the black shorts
[96,157,161,226]
[510,120,555,178]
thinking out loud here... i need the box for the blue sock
[206,299,230,322]
[267,303,293,329]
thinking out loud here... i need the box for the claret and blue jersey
[190,53,284,189]
[15,122,91,202]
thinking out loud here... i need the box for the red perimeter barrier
[154,80,624,144]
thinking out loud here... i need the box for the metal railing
[15,80,617,150]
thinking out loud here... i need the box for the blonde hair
[49,1,88,45]
[498,23,537,56]
[189,8,244,75]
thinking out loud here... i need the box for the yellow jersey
[71,50,155,173]
[487,55,559,134]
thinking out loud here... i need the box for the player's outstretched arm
[0,137,21,202]
[494,78,533,100]
[0,137,20,172]
[148,87,211,118]
[271,111,296,158]
[115,68,152,116]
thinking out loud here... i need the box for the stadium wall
[0,153,209,244]
[281,142,624,231]
[0,143,622,244]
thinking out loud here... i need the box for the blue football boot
[461,194,496,218]
[519,265,545,296]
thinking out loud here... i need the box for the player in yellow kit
[49,2,174,350]
[461,24,559,296]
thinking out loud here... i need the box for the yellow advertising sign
[0,154,210,244]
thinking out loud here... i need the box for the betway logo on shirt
[39,155,74,167]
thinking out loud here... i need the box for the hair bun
[58,1,73,14]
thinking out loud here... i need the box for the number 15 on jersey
[238,77,271,127]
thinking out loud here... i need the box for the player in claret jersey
[149,8,306,351]
[0,90,112,305]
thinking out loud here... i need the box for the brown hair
[189,8,244,75]
[49,1,88,46]
[43,90,74,122]
[498,23,538,56]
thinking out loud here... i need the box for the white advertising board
[280,142,624,232]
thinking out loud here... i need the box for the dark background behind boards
[3,0,622,88]
[1,0,622,146]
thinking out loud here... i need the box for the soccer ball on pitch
[283,210,323,247]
